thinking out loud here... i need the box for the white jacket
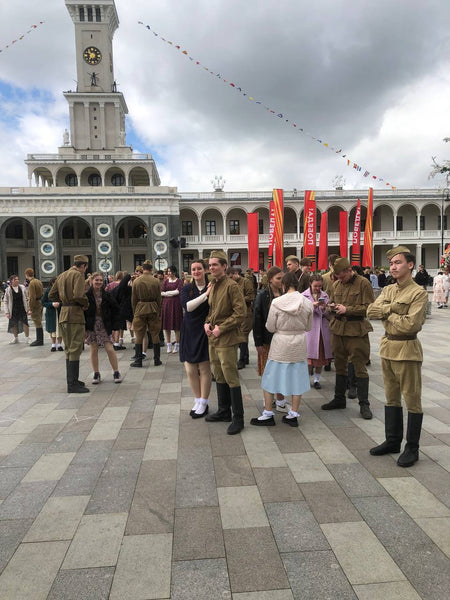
[4,284,29,316]
[266,291,313,363]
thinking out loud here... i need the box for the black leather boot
[67,361,89,393]
[397,412,423,467]
[205,382,232,422]
[130,343,143,367]
[66,359,85,387]
[153,342,162,366]
[370,406,403,455]
[30,327,44,346]
[347,362,357,399]
[237,343,247,370]
[322,374,347,410]
[356,377,372,419]
[227,386,244,435]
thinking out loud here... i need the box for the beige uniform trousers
[331,334,370,379]
[209,344,240,388]
[132,314,161,344]
[59,322,85,361]
[381,358,422,413]
[30,307,43,328]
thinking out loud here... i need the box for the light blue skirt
[261,359,310,396]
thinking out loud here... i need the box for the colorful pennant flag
[0,22,45,54]
[137,21,395,188]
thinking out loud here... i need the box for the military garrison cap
[333,257,351,274]
[386,246,411,260]
[209,250,228,262]
[74,255,89,264]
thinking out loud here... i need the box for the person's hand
[313,301,319,308]
[204,323,212,337]
[256,345,265,356]
[211,325,221,338]
[52,302,60,308]
[205,282,213,296]
[335,304,347,315]
[6,313,10,319]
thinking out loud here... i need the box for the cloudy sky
[1,0,450,192]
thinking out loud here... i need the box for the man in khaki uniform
[322,257,375,419]
[49,255,89,393]
[205,251,246,435]
[130,261,162,367]
[227,267,256,369]
[367,246,428,467]
[321,254,339,295]
[25,268,44,346]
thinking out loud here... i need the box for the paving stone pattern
[0,306,449,599]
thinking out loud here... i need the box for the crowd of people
[1,245,444,464]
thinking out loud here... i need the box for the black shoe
[227,420,244,435]
[397,412,423,468]
[113,371,122,383]
[321,399,346,410]
[347,386,357,399]
[359,403,373,420]
[92,372,101,384]
[130,344,143,367]
[237,359,246,370]
[227,386,244,435]
[282,415,298,427]
[51,347,57,352]
[192,405,209,419]
[313,381,321,389]
[154,358,162,366]
[205,410,232,422]
[324,364,331,372]
[57,346,64,351]
[250,416,275,426]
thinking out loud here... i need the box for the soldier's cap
[333,257,351,274]
[386,246,411,260]
[74,255,89,264]
[209,250,228,262]
[285,255,300,264]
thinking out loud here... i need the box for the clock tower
[64,0,128,151]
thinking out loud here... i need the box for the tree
[430,138,450,186]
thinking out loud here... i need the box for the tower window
[111,174,125,186]
[65,174,78,187]
[96,8,101,22]
[87,7,93,21]
[79,7,85,21]
[88,173,101,186]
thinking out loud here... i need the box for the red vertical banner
[247,213,259,271]
[303,190,316,270]
[267,199,275,267]
[362,187,373,267]
[317,211,328,270]
[351,199,361,265]
[339,211,348,258]
[273,188,284,268]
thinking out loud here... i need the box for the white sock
[191,398,201,412]
[314,374,321,383]
[276,399,286,407]
[258,410,275,420]
[286,410,299,418]
[57,343,63,348]
[51,343,56,348]
[194,398,209,414]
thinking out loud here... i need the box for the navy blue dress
[179,282,209,363]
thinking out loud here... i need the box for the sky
[1,0,450,193]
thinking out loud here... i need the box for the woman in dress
[161,266,183,353]
[251,271,313,428]
[4,275,30,344]
[433,271,446,308]
[42,277,63,351]
[180,260,212,418]
[85,272,122,384]
[302,274,332,389]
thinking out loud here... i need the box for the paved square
[0,305,449,598]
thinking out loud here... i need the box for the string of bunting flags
[0,22,45,54]
[138,21,396,189]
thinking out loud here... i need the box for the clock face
[83,46,102,65]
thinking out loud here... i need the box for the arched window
[65,173,78,187]
[88,173,101,186]
[111,173,125,186]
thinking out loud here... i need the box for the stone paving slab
[0,310,449,597]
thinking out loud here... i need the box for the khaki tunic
[131,273,162,342]
[49,267,88,324]
[28,277,44,325]
[367,277,427,361]
[236,276,255,337]
[206,276,246,348]
[321,270,335,295]
[367,277,427,412]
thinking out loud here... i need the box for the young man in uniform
[367,246,428,467]
[204,251,246,435]
[25,268,44,347]
[321,257,374,419]
[49,255,89,393]
[227,267,256,369]
[130,261,162,367]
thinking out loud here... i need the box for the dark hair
[282,271,299,290]
[328,254,340,266]
[74,261,88,268]
[9,274,18,281]
[310,274,323,284]
[300,257,312,267]
[142,262,153,272]
[190,259,207,271]
[352,265,364,276]
[226,267,239,275]
[168,265,178,276]
[403,253,416,266]
[267,266,282,282]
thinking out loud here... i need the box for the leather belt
[62,303,79,306]
[385,334,417,341]
[334,315,364,321]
